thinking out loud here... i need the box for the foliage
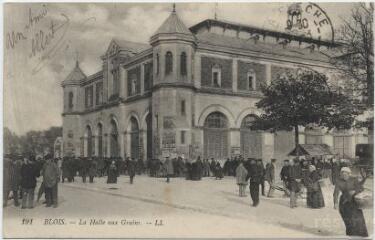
[3,126,62,156]
[251,70,364,147]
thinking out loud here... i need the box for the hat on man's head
[341,167,351,174]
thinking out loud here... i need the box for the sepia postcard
[3,1,374,239]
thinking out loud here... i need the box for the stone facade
[61,10,369,161]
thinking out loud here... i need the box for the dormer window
[247,71,256,90]
[165,51,173,75]
[212,65,221,87]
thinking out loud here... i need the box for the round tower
[149,5,196,159]
[61,61,86,157]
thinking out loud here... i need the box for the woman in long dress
[306,165,325,208]
[333,167,368,237]
[107,161,118,184]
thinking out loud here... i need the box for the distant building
[61,6,368,161]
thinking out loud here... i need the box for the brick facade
[237,61,266,91]
[201,56,232,89]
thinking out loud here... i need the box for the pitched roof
[152,11,193,36]
[195,32,335,63]
[112,38,150,53]
[63,62,86,84]
[288,144,334,156]
[190,19,339,47]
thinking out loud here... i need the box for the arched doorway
[130,117,140,159]
[97,123,103,157]
[110,119,119,157]
[85,125,93,157]
[204,112,228,159]
[146,114,152,160]
[240,115,262,159]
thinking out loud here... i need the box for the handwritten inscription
[25,4,48,30]
[6,5,71,75]
[30,15,70,58]
[6,31,27,49]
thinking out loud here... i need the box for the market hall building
[61,7,369,162]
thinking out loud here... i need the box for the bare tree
[333,3,373,107]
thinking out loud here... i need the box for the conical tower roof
[150,5,195,44]
[62,61,86,85]
[153,11,192,36]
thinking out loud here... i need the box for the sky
[4,2,356,136]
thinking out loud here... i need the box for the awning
[288,144,334,157]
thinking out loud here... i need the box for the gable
[106,40,120,56]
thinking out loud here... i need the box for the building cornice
[122,48,153,68]
[196,42,336,69]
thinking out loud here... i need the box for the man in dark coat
[88,159,97,183]
[127,158,136,184]
[287,159,302,208]
[136,158,144,175]
[258,159,266,196]
[107,161,118,184]
[68,157,77,182]
[61,158,69,183]
[215,162,224,180]
[21,156,40,209]
[223,158,230,176]
[196,158,203,180]
[264,159,276,198]
[247,159,262,206]
[185,160,192,180]
[280,160,290,196]
[177,157,185,177]
[80,157,89,183]
[3,155,22,207]
[209,158,216,176]
[97,157,105,177]
[164,157,174,183]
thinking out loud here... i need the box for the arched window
[156,53,160,75]
[97,123,103,157]
[165,51,173,75]
[85,125,93,157]
[204,112,228,129]
[241,115,257,129]
[68,92,74,109]
[180,52,187,76]
[110,119,119,157]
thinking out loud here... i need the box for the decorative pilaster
[266,64,271,85]
[232,59,238,92]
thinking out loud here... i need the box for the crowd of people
[3,153,369,237]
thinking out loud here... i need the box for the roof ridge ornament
[214,2,218,20]
[75,50,79,68]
